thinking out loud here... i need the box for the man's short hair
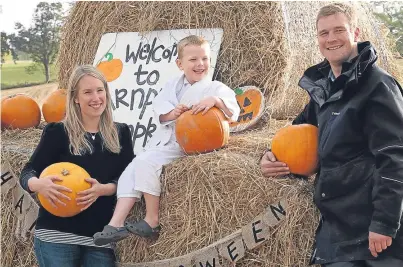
[177,35,209,59]
[316,2,357,28]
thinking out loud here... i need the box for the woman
[19,65,134,267]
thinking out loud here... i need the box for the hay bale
[270,1,402,118]
[1,128,42,267]
[58,1,401,120]
[1,120,319,266]
[58,1,286,95]
[114,119,319,266]
[1,190,37,267]
[118,151,319,266]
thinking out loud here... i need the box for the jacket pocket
[316,155,374,201]
[318,114,337,155]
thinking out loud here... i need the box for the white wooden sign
[93,29,224,154]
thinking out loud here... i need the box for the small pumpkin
[38,162,91,217]
[271,124,318,176]
[176,107,229,154]
[42,89,67,123]
[1,94,41,130]
[96,53,123,82]
[230,86,265,132]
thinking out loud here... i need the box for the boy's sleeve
[153,79,177,126]
[19,123,63,193]
[214,82,241,122]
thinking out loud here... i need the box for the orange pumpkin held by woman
[42,89,67,123]
[1,94,41,130]
[271,124,318,176]
[96,53,123,82]
[38,162,91,217]
[176,107,230,154]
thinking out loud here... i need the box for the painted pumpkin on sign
[96,53,123,82]
[1,94,41,130]
[38,162,91,217]
[176,107,229,154]
[42,89,67,123]
[271,124,318,176]
[230,86,265,132]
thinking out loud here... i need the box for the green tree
[1,32,10,64]
[10,2,63,82]
[1,32,18,64]
[374,3,403,56]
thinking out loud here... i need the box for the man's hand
[260,151,290,177]
[368,231,392,257]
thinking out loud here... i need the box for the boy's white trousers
[117,141,184,199]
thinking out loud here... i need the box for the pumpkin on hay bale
[42,89,67,123]
[1,94,41,130]
[175,107,230,154]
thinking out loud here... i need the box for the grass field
[1,61,57,89]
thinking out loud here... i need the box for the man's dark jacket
[293,41,403,264]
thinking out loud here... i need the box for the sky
[0,1,71,34]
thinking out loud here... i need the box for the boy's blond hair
[177,35,209,59]
[316,2,357,28]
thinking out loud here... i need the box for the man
[260,3,403,267]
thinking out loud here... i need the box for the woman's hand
[191,96,218,115]
[260,151,290,177]
[76,178,105,211]
[29,176,72,209]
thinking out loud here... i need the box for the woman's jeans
[34,237,116,267]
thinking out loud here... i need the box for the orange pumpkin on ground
[38,162,91,217]
[42,89,67,123]
[230,86,265,133]
[271,124,318,176]
[176,107,230,154]
[1,94,41,130]
[96,53,123,82]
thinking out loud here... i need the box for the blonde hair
[177,35,209,58]
[65,65,121,155]
[316,2,357,28]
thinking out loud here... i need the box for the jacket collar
[298,42,378,107]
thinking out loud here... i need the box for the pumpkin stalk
[61,169,70,176]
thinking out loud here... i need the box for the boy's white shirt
[148,73,240,148]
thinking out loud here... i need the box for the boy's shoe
[125,219,161,238]
[93,225,130,246]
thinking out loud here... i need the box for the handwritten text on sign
[93,29,224,154]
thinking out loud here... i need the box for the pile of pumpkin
[1,89,67,130]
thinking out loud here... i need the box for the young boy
[94,35,240,245]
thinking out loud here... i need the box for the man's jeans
[34,237,116,267]
[322,257,403,267]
